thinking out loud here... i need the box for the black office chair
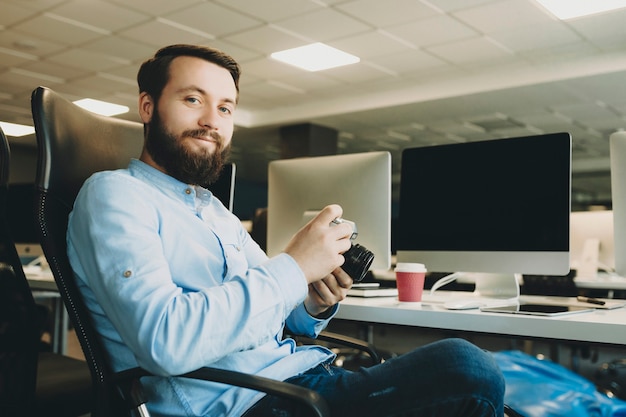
[30,86,380,417]
[0,125,92,417]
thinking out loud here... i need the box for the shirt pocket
[221,240,248,279]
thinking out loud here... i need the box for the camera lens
[341,244,375,282]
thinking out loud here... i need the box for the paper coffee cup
[395,263,427,302]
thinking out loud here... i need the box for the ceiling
[2,0,626,208]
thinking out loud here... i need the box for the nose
[199,107,220,130]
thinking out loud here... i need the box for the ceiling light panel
[271,43,360,72]
[534,0,626,20]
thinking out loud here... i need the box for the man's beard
[145,110,231,187]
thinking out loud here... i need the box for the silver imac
[610,131,626,277]
[569,210,614,278]
[396,133,572,299]
[267,151,392,271]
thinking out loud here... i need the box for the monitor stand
[431,272,521,300]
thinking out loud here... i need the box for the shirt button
[185,188,192,195]
[123,270,132,278]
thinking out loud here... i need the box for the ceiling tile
[6,67,65,88]
[213,0,322,22]
[453,0,554,34]
[336,0,439,27]
[426,36,513,64]
[108,0,204,16]
[489,22,582,53]
[46,47,129,72]
[321,62,392,84]
[19,59,87,81]
[163,2,262,38]
[384,14,478,48]
[0,2,39,26]
[50,0,149,32]
[239,55,306,82]
[328,30,415,59]
[81,36,155,62]
[274,8,371,42]
[117,19,212,48]
[423,0,496,13]
[0,47,37,70]
[271,72,343,94]
[2,0,66,12]
[207,39,263,63]
[13,14,106,45]
[223,25,305,55]
[0,28,67,58]
[366,49,447,75]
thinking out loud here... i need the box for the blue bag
[494,350,626,417]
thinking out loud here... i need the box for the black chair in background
[0,125,92,417]
[31,86,382,416]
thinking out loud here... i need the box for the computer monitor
[208,162,236,212]
[266,151,392,271]
[396,132,572,299]
[569,210,614,278]
[610,131,626,277]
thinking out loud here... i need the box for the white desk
[337,292,626,347]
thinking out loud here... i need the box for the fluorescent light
[0,121,35,137]
[535,0,626,19]
[271,43,360,72]
[73,98,129,116]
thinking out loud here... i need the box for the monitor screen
[569,210,614,278]
[208,162,236,212]
[610,131,626,277]
[266,151,392,271]
[396,133,571,283]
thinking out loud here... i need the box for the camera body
[331,218,375,282]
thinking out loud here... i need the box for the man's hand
[304,267,353,317]
[284,204,353,284]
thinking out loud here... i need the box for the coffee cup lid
[395,262,427,272]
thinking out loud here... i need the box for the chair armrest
[313,331,381,365]
[113,366,330,417]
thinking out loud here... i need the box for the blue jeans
[242,338,504,417]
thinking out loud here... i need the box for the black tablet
[480,303,595,316]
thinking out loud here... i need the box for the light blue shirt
[67,159,337,417]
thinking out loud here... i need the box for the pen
[577,295,606,306]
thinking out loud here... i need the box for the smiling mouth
[194,135,216,143]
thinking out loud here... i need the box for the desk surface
[337,291,626,346]
[26,269,57,291]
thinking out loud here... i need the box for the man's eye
[186,97,200,104]
[219,106,232,114]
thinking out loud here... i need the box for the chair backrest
[0,126,40,417]
[31,86,144,416]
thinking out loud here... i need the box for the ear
[138,92,154,124]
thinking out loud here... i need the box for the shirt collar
[127,159,212,209]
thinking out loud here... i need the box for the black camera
[331,218,375,282]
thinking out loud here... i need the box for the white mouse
[443,299,484,310]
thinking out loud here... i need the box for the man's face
[140,56,237,186]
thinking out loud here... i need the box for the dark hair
[137,44,241,103]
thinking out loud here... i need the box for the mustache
[183,129,222,141]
